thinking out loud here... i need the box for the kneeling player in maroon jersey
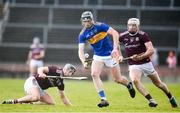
[119,18,178,108]
[2,64,76,106]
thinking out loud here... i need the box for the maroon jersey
[120,31,151,65]
[35,66,64,90]
[30,44,44,60]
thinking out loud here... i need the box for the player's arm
[26,51,32,64]
[78,43,88,68]
[107,27,120,48]
[107,27,123,62]
[58,90,72,106]
[37,66,49,78]
[132,42,154,61]
[142,41,154,58]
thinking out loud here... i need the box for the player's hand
[38,73,46,78]
[111,48,120,61]
[118,55,124,63]
[83,61,89,69]
[131,54,143,61]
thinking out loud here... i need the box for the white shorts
[24,76,45,96]
[30,59,44,68]
[93,55,118,68]
[129,62,156,77]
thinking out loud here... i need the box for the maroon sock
[14,99,18,104]
[145,94,152,101]
[166,92,172,99]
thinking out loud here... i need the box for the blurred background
[0,0,180,82]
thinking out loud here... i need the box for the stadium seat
[102,0,126,6]
[9,7,48,24]
[145,0,170,6]
[45,48,79,63]
[2,27,43,43]
[53,9,92,25]
[145,30,178,47]
[58,0,83,5]
[0,46,28,62]
[48,28,80,44]
[88,0,98,5]
[174,0,180,7]
[97,9,136,25]
[131,0,142,6]
[45,0,54,5]
[16,0,41,4]
[141,10,180,26]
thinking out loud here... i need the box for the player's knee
[114,77,123,83]
[132,79,139,85]
[91,73,99,79]
[31,95,40,102]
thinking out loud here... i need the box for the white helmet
[64,63,76,74]
[127,18,140,26]
[81,11,93,21]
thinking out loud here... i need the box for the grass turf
[0,78,180,112]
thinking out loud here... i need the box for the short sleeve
[142,32,151,43]
[48,66,57,74]
[99,23,109,32]
[78,34,86,43]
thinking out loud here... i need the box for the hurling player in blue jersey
[78,11,135,108]
[120,18,178,108]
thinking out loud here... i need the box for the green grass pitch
[0,78,180,113]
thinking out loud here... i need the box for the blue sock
[98,90,107,100]
[127,82,132,90]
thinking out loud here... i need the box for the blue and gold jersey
[78,22,113,56]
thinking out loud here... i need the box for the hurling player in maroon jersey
[27,37,45,76]
[119,18,177,108]
[2,64,76,106]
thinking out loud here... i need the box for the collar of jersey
[128,31,138,36]
[85,24,94,30]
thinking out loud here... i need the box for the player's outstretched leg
[97,99,109,108]
[127,82,136,98]
[169,96,178,108]
[110,65,136,98]
[148,73,178,108]
[2,99,18,104]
